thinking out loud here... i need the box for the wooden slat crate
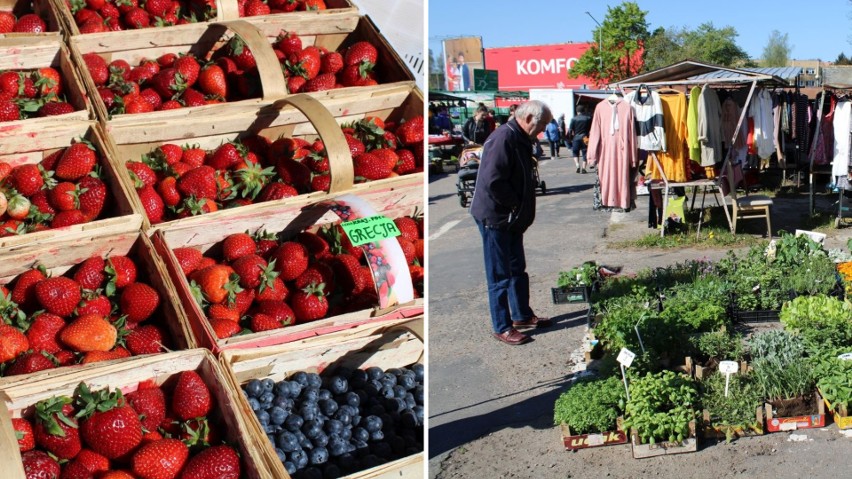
[220,317,424,479]
[0,0,63,38]
[103,88,422,231]
[219,0,356,21]
[0,229,193,387]
[0,38,92,131]
[48,0,226,37]
[0,349,271,479]
[0,120,142,251]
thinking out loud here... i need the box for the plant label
[617,348,636,368]
[780,422,798,431]
[719,361,739,374]
[838,353,852,361]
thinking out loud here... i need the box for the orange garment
[646,92,689,182]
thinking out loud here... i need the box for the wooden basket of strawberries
[0,120,142,250]
[219,317,424,479]
[102,88,423,232]
[220,0,355,21]
[0,0,63,38]
[0,228,193,387]
[0,348,271,478]
[0,37,93,129]
[48,0,227,36]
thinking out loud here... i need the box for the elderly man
[470,100,553,345]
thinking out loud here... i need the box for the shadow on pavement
[537,184,594,196]
[429,192,459,204]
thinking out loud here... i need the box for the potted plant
[623,370,698,458]
[700,371,764,441]
[553,376,628,450]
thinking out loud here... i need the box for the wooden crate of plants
[220,0,356,21]
[220,317,423,479]
[630,421,697,459]
[0,37,92,129]
[0,348,270,479]
[102,88,422,232]
[701,407,764,440]
[560,418,628,451]
[0,0,63,38]
[819,388,852,430]
[49,0,226,36]
[764,391,826,432]
[0,228,193,388]
[0,120,141,250]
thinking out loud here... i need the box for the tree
[762,30,792,67]
[569,1,649,87]
[643,26,688,72]
[836,52,852,65]
[642,23,751,72]
[428,48,445,90]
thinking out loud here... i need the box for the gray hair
[514,100,551,124]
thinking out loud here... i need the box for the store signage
[484,43,594,90]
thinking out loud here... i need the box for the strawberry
[13,417,35,452]
[81,346,131,364]
[414,238,424,263]
[83,53,110,87]
[174,55,200,87]
[140,88,162,110]
[207,142,244,171]
[372,148,399,171]
[144,0,171,17]
[243,0,269,16]
[150,68,185,98]
[131,438,189,479]
[172,370,212,420]
[25,312,65,354]
[157,176,182,207]
[275,31,302,57]
[198,63,227,97]
[302,72,336,92]
[255,275,287,302]
[252,300,295,325]
[51,209,87,228]
[173,247,203,275]
[353,151,392,180]
[35,277,81,317]
[126,382,166,432]
[332,253,366,295]
[394,148,416,175]
[221,233,256,262]
[320,51,344,75]
[344,133,365,158]
[0,100,19,121]
[33,398,81,460]
[39,101,76,117]
[339,63,374,87]
[60,448,111,479]
[7,351,54,376]
[275,158,311,191]
[125,95,155,114]
[76,384,143,459]
[231,254,277,289]
[22,450,61,478]
[227,36,256,70]
[396,116,424,146]
[293,265,325,291]
[153,144,183,165]
[257,181,297,201]
[12,267,46,309]
[54,349,76,366]
[77,294,112,316]
[120,282,160,323]
[190,264,239,304]
[56,142,97,181]
[177,166,217,199]
[300,0,325,10]
[290,282,328,322]
[101,471,137,479]
[0,12,14,33]
[176,196,217,217]
[36,67,62,96]
[209,317,241,338]
[8,164,46,196]
[344,41,378,66]
[394,216,420,242]
[49,182,81,211]
[271,241,308,281]
[60,314,117,352]
[127,161,157,188]
[13,13,46,33]
[286,75,306,94]
[77,175,106,219]
[125,324,165,355]
[123,7,149,28]
[288,47,321,80]
[297,231,330,259]
[138,184,165,224]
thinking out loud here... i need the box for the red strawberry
[157,176,181,208]
[138,184,165,224]
[275,158,311,191]
[0,12,14,33]
[25,312,65,354]
[7,351,55,375]
[320,51,344,75]
[255,276,288,302]
[339,63,375,87]
[286,75,306,94]
[56,142,97,181]
[35,277,81,317]
[177,166,217,199]
[76,384,143,459]
[190,264,239,304]
[13,13,46,33]
[123,7,149,28]
[150,68,185,98]
[39,101,76,117]
[302,72,336,92]
[288,47,321,80]
[232,254,277,289]
[144,0,172,17]
[222,233,256,262]
[275,31,302,56]
[198,64,227,97]
[120,282,160,323]
[372,148,399,171]
[13,417,35,451]
[12,268,46,309]
[209,317,241,338]
[396,116,424,146]
[8,164,46,197]
[36,67,62,96]
[344,134,365,158]
[80,346,131,364]
[332,253,366,295]
[52,210,87,228]
[77,294,112,316]
[60,314,117,352]
[243,0,269,16]
[174,55,200,87]
[83,53,110,87]
[126,382,166,431]
[227,36,256,70]
[290,282,328,322]
[207,142,244,171]
[173,247,203,275]
[60,448,110,479]
[22,450,61,478]
[79,175,108,219]
[127,161,157,188]
[172,370,212,420]
[344,41,378,66]
[0,100,19,121]
[257,181,297,201]
[271,241,309,281]
[252,300,295,325]
[131,438,189,479]
[394,149,416,174]
[125,324,165,355]
[394,216,420,242]
[49,182,80,211]
[33,398,81,460]
[0,324,29,363]
[353,152,392,180]
[106,255,137,294]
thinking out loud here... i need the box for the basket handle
[215,0,239,21]
[211,20,288,101]
[0,391,26,479]
[270,94,354,193]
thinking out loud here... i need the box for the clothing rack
[808,86,852,219]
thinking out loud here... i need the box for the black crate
[552,286,592,304]
[731,308,780,323]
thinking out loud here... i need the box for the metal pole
[585,11,603,74]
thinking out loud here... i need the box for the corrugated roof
[823,67,852,89]
[691,66,801,82]
[616,60,787,87]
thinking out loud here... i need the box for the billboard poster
[484,43,594,91]
[442,36,483,92]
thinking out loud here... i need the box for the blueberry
[324,419,343,436]
[339,404,358,417]
[273,396,294,411]
[353,440,370,457]
[389,434,406,454]
[302,466,323,479]
[298,431,313,450]
[414,385,424,404]
[352,426,369,443]
[309,446,329,465]
[260,391,275,406]
[301,403,319,421]
[256,410,270,425]
[366,367,383,381]
[393,385,407,399]
[404,394,416,409]
[301,388,320,403]
[381,413,395,429]
[288,381,303,398]
[248,398,261,411]
[338,452,356,470]
[319,399,338,417]
[328,436,347,456]
[413,405,424,424]
[361,454,381,469]
[327,375,348,395]
[263,423,275,434]
[397,373,416,391]
[386,397,406,413]
[401,410,419,428]
[312,430,329,448]
[350,370,368,388]
[276,448,287,462]
[284,461,297,475]
[293,372,309,386]
[386,367,402,377]
[323,463,342,479]
[381,373,397,387]
[370,429,385,441]
[334,410,351,426]
[380,386,395,399]
[275,381,290,397]
[285,414,304,432]
[335,366,354,379]
[411,363,424,382]
[302,419,324,439]
[343,391,360,408]
[370,404,386,416]
[372,441,392,459]
[245,379,263,398]
[339,427,352,441]
[405,446,421,456]
[363,415,382,433]
[289,449,309,469]
[318,389,332,401]
[306,373,322,389]
[270,406,288,425]
[351,415,361,427]
[277,431,299,452]
[260,378,274,392]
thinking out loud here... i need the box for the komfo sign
[485,42,593,91]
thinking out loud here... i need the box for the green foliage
[653,259,717,291]
[720,246,786,311]
[643,23,751,72]
[623,371,697,444]
[553,376,626,433]
[761,30,791,67]
[811,348,852,412]
[836,52,852,66]
[660,275,729,332]
[780,295,852,351]
[747,330,805,364]
[778,252,838,297]
[594,292,658,355]
[593,271,655,305]
[772,232,824,268]
[569,1,649,86]
[557,262,598,288]
[748,331,813,402]
[690,331,745,362]
[700,372,763,442]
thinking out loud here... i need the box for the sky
[428,0,851,62]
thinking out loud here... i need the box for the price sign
[838,353,852,361]
[340,215,401,246]
[719,360,738,397]
[617,348,636,368]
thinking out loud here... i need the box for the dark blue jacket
[470,119,537,233]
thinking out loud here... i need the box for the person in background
[559,114,568,149]
[545,118,561,158]
[569,104,592,173]
[457,52,471,91]
[470,100,554,346]
[446,55,458,91]
[434,107,453,133]
[462,105,492,145]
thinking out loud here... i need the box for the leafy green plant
[557,262,599,288]
[811,347,852,413]
[660,275,729,332]
[772,232,823,268]
[623,371,698,445]
[778,252,838,297]
[553,376,626,434]
[700,371,763,442]
[751,355,814,403]
[780,295,852,351]
[690,331,745,363]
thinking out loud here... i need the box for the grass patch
[613,206,762,250]
[793,211,836,232]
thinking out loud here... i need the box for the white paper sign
[719,361,739,374]
[617,348,636,368]
[586,434,605,446]
[838,353,852,361]
[780,422,798,431]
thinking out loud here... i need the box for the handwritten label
[838,353,852,361]
[340,215,400,246]
[617,348,636,368]
[719,361,739,374]
[586,434,604,446]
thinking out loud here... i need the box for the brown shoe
[513,316,552,329]
[493,328,531,345]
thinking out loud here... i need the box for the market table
[429,134,464,146]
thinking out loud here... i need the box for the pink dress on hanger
[588,99,638,209]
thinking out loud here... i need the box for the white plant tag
[586,434,605,446]
[617,348,636,367]
[719,361,739,374]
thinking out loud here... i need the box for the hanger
[607,90,619,103]
[656,86,681,94]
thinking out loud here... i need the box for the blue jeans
[476,219,534,333]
